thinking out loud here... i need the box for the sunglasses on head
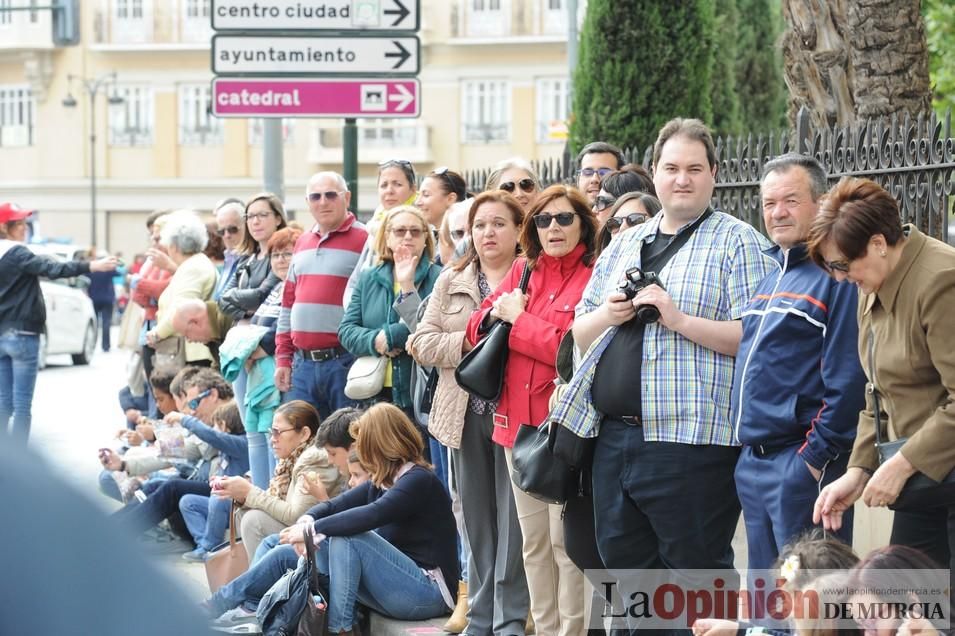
[216,225,241,237]
[500,178,536,194]
[307,190,341,203]
[187,389,212,411]
[450,229,466,241]
[578,167,615,179]
[379,158,413,168]
[533,212,577,229]
[606,213,649,233]
[824,259,850,273]
[594,194,617,212]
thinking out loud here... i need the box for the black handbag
[512,420,586,505]
[256,526,328,636]
[867,330,955,512]
[455,263,532,401]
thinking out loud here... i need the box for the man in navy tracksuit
[731,154,867,571]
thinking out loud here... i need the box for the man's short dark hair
[576,141,625,170]
[183,368,234,401]
[149,364,181,396]
[652,118,717,170]
[761,153,828,201]
[315,407,363,449]
[169,366,201,398]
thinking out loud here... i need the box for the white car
[27,245,98,369]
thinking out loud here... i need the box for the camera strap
[640,207,713,273]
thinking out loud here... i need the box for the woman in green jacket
[339,205,441,414]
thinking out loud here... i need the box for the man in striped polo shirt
[274,172,368,417]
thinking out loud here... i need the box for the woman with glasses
[211,399,346,560]
[597,192,663,256]
[408,190,528,635]
[465,184,598,636]
[485,157,541,216]
[339,206,442,417]
[416,167,468,238]
[591,165,655,228]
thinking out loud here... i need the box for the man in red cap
[0,202,117,443]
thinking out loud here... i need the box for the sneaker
[210,607,262,634]
[181,547,209,562]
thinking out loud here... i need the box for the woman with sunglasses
[596,192,663,256]
[408,190,527,635]
[339,206,442,418]
[465,184,598,636]
[810,178,955,583]
[591,165,655,228]
[416,167,468,240]
[485,157,542,215]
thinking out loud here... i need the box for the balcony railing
[309,120,432,165]
[0,3,53,50]
[94,0,213,48]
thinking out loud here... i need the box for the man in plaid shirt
[569,119,774,585]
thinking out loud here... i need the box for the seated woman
[204,403,458,636]
[211,400,346,560]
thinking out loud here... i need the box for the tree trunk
[781,0,932,128]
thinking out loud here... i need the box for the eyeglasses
[824,259,850,273]
[499,179,536,194]
[594,194,617,212]
[606,213,649,234]
[390,227,424,239]
[450,229,466,241]
[577,167,615,180]
[269,426,296,438]
[186,389,212,411]
[246,211,274,221]
[307,191,342,203]
[533,212,577,229]
[270,251,294,261]
[216,226,241,237]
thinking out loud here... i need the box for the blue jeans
[180,493,233,551]
[99,469,123,502]
[0,330,40,443]
[315,532,449,632]
[113,477,210,537]
[207,541,300,616]
[285,352,355,419]
[246,432,273,490]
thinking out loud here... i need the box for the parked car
[26,245,98,369]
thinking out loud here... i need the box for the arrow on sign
[388,84,414,112]
[384,0,411,27]
[385,40,412,70]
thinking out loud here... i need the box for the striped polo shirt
[275,213,367,368]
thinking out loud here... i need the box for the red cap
[0,202,31,224]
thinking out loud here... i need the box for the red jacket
[466,243,593,448]
[131,260,172,321]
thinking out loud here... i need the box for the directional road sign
[212,34,419,76]
[212,78,420,118]
[211,0,419,32]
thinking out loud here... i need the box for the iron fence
[464,107,955,241]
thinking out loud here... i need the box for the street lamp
[62,72,123,249]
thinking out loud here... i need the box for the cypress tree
[710,0,744,137]
[570,0,716,152]
[735,0,787,132]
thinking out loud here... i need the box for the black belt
[302,346,346,362]
[619,415,642,427]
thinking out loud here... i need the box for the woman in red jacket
[465,184,597,636]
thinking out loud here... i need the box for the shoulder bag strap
[641,207,714,271]
[517,261,532,293]
[867,328,886,447]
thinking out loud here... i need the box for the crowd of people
[2,113,954,636]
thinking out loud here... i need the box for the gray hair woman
[485,157,541,215]
[145,211,219,365]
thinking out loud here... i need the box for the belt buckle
[308,349,325,362]
[621,415,641,426]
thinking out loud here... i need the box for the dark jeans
[94,302,113,351]
[112,477,210,539]
[891,505,955,596]
[285,351,355,420]
[564,479,612,636]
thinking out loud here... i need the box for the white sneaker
[210,607,261,634]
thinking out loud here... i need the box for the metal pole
[343,118,358,213]
[262,118,285,199]
[89,82,97,249]
[567,0,578,112]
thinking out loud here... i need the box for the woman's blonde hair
[349,403,428,488]
[373,205,435,264]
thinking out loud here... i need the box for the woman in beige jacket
[214,400,345,559]
[408,191,528,636]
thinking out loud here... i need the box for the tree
[735,0,788,132]
[780,0,931,128]
[923,0,955,114]
[570,0,715,151]
[710,0,744,137]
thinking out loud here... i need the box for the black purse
[455,263,532,401]
[867,330,955,512]
[511,421,581,504]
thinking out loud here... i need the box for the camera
[618,267,665,324]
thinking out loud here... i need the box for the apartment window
[115,0,143,19]
[461,80,509,144]
[473,0,501,8]
[186,0,209,18]
[535,78,569,143]
[248,119,294,145]
[359,119,417,148]
[466,0,508,37]
[109,86,153,147]
[178,84,222,145]
[0,0,11,25]
[0,85,35,147]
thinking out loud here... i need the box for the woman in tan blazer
[407,191,528,636]
[809,177,955,573]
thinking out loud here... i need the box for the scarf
[267,440,310,500]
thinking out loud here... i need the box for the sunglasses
[390,227,424,238]
[578,167,615,179]
[450,229,466,241]
[499,178,536,194]
[187,389,212,411]
[606,213,649,233]
[379,158,413,168]
[594,194,617,212]
[824,259,850,273]
[533,212,577,229]
[307,190,341,202]
[216,225,240,237]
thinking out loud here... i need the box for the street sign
[212,34,420,76]
[212,78,420,118]
[211,0,419,32]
